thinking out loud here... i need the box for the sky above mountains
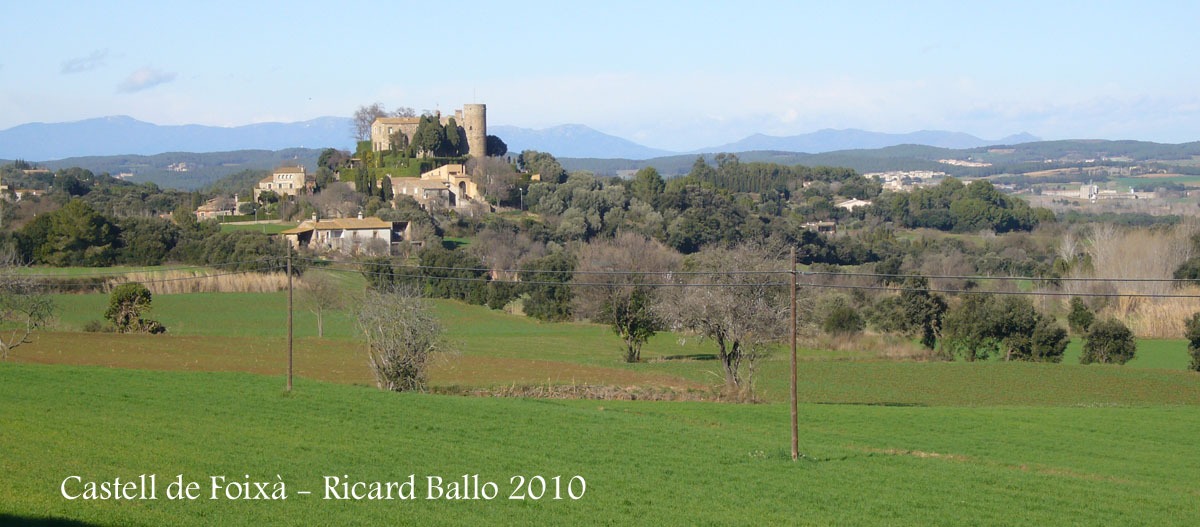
[3,1,1198,151]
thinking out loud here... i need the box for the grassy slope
[29,291,1200,407]
[3,364,1199,526]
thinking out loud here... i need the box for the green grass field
[219,222,297,235]
[4,364,1200,526]
[6,286,1200,524]
[32,290,1200,405]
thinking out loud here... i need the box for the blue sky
[2,1,1198,150]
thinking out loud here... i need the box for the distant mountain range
[694,130,1042,155]
[490,124,675,159]
[0,116,353,160]
[0,115,1040,161]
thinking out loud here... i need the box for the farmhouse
[194,196,238,220]
[282,214,413,256]
[254,166,315,200]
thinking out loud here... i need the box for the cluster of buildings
[864,170,948,192]
[1041,183,1157,202]
[197,103,496,257]
[938,159,991,167]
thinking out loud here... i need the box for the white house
[835,198,873,211]
[281,215,412,256]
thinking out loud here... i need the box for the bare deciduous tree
[299,271,345,338]
[304,182,362,219]
[0,259,55,360]
[659,244,792,399]
[469,227,546,281]
[573,232,680,362]
[352,103,388,142]
[356,287,446,392]
[1086,223,1194,296]
[466,157,518,203]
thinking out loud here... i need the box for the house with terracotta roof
[281,214,412,256]
[194,196,239,220]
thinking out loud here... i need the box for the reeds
[107,270,291,294]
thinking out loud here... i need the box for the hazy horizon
[3,1,1197,151]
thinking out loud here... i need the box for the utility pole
[790,246,799,461]
[286,247,294,391]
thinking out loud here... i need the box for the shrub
[1080,318,1136,365]
[823,305,864,335]
[1185,312,1200,372]
[105,282,166,334]
[1067,297,1095,335]
[83,320,113,333]
[1027,316,1069,363]
[356,287,446,392]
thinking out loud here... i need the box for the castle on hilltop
[370,103,487,158]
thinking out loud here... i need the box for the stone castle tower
[461,103,486,158]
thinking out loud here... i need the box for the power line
[798,281,1200,299]
[299,256,783,277]
[317,265,788,288]
[801,269,1197,284]
[309,258,1200,298]
[302,255,1200,285]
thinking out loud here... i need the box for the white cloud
[61,49,109,74]
[118,67,177,93]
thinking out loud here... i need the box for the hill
[695,129,1040,154]
[562,140,1200,178]
[27,149,321,190]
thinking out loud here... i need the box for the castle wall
[370,117,421,151]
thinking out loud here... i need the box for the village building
[389,163,486,210]
[835,198,873,211]
[281,214,413,257]
[254,166,314,201]
[1,187,44,202]
[194,196,239,220]
[801,220,837,235]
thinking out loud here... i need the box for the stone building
[194,196,238,220]
[370,117,422,152]
[281,214,413,256]
[389,163,485,211]
[254,166,314,200]
[370,104,487,158]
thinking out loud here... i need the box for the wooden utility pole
[287,248,294,392]
[790,246,799,461]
